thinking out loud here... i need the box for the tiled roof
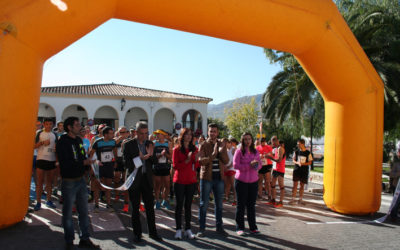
[41,83,212,102]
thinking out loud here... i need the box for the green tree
[225,98,259,140]
[262,0,400,138]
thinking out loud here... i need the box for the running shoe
[250,229,261,235]
[106,204,114,212]
[52,188,58,196]
[122,203,129,213]
[174,229,182,240]
[93,204,100,213]
[161,200,171,210]
[274,202,283,208]
[232,201,237,206]
[266,200,276,206]
[184,229,195,239]
[196,230,205,238]
[46,200,57,209]
[139,203,145,212]
[155,200,161,210]
[298,199,306,205]
[236,230,245,236]
[34,203,41,211]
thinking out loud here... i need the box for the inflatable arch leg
[0,0,383,228]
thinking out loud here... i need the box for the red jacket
[172,146,199,184]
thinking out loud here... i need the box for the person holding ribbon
[123,121,162,243]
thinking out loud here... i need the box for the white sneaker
[175,229,182,240]
[184,229,195,239]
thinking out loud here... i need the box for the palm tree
[262,0,400,134]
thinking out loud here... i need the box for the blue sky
[42,19,281,104]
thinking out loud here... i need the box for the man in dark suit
[123,121,162,243]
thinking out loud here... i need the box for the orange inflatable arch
[0,0,383,228]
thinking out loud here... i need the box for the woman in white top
[223,138,238,206]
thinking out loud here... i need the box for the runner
[172,128,199,239]
[56,121,65,138]
[34,118,58,211]
[153,129,172,210]
[197,123,229,237]
[56,116,99,250]
[233,132,262,236]
[32,121,42,184]
[224,138,237,206]
[114,126,130,212]
[256,137,273,200]
[289,139,313,205]
[89,126,117,212]
[267,137,286,208]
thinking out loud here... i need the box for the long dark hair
[179,128,196,154]
[240,132,256,155]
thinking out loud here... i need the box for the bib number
[101,151,113,163]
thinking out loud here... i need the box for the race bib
[117,147,123,157]
[272,161,277,170]
[300,156,307,164]
[101,151,113,162]
[261,157,267,165]
[158,155,167,164]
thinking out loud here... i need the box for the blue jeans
[61,177,90,243]
[199,178,224,230]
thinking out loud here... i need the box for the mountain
[208,94,263,120]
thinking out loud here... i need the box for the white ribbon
[91,161,138,191]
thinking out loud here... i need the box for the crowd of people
[32,117,314,249]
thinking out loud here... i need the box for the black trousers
[174,182,196,230]
[129,173,157,237]
[235,179,258,231]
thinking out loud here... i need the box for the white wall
[39,96,209,135]
[124,107,148,129]
[94,106,118,119]
[153,108,175,133]
[61,105,88,122]
[38,103,56,117]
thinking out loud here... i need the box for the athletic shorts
[293,168,309,184]
[224,170,236,177]
[272,170,285,178]
[153,168,171,177]
[115,158,125,172]
[36,160,56,171]
[99,163,114,179]
[258,164,273,174]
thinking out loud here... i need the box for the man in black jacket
[56,117,99,250]
[123,121,162,243]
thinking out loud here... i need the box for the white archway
[61,104,88,124]
[37,103,56,122]
[154,108,176,134]
[182,109,203,135]
[94,105,119,128]
[124,107,148,129]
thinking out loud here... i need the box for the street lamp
[308,108,315,170]
[120,98,126,111]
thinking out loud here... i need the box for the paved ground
[0,178,399,250]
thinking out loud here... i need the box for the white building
[38,83,212,135]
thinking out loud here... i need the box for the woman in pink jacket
[233,132,262,236]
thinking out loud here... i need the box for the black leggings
[174,182,196,230]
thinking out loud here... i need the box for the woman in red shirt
[172,128,199,240]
